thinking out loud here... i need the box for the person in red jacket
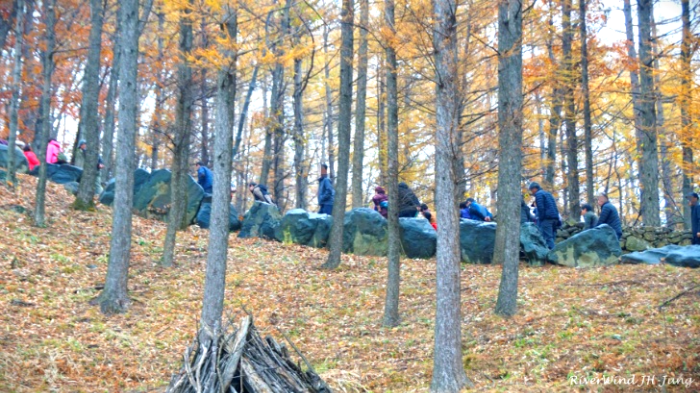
[23,145,40,171]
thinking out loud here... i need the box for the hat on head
[528,182,541,191]
[687,192,699,200]
[78,139,86,146]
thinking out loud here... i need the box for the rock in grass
[547,224,621,267]
[274,209,333,248]
[520,222,549,265]
[63,181,80,196]
[459,219,496,264]
[0,144,28,173]
[46,163,82,184]
[238,201,282,240]
[132,169,204,225]
[399,217,436,259]
[621,245,682,265]
[342,208,388,256]
[664,245,700,268]
[195,200,241,232]
[625,235,652,252]
[99,168,150,206]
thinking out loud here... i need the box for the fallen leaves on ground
[0,175,698,392]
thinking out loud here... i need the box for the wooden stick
[658,284,700,310]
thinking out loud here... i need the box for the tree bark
[430,0,472,389]
[562,0,579,219]
[102,9,122,180]
[544,0,563,188]
[98,0,140,315]
[636,0,660,226]
[0,0,17,52]
[680,0,693,229]
[200,4,237,340]
[272,0,291,210]
[580,0,594,204]
[150,12,164,172]
[323,24,335,181]
[293,53,306,209]
[74,0,105,209]
[351,0,369,208]
[161,0,194,267]
[377,57,386,187]
[6,0,24,185]
[33,0,55,228]
[321,0,353,269]
[382,0,400,328]
[494,0,523,318]
[233,64,258,161]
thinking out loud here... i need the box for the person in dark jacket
[528,182,560,249]
[196,162,214,194]
[397,182,421,218]
[466,198,492,222]
[248,182,275,205]
[581,203,598,230]
[595,192,622,239]
[688,192,700,245]
[372,186,388,218]
[317,164,335,215]
[521,197,535,224]
[459,201,472,219]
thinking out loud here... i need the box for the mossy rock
[342,208,387,256]
[547,225,621,267]
[238,202,282,240]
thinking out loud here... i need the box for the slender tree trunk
[33,0,55,227]
[544,0,562,188]
[377,57,386,187]
[323,24,335,181]
[580,0,594,204]
[200,4,237,340]
[536,92,546,174]
[200,18,210,167]
[636,0,660,226]
[321,0,354,269]
[259,78,273,186]
[382,0,400,328]
[351,0,369,208]
[271,0,290,209]
[233,65,258,160]
[430,0,472,389]
[562,0,579,219]
[102,12,121,180]
[680,0,693,229]
[494,0,523,318]
[623,0,644,152]
[6,0,24,185]
[293,54,306,209]
[98,0,140,315]
[161,0,194,267]
[150,11,165,172]
[0,0,18,52]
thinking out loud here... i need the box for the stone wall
[556,222,693,253]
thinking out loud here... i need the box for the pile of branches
[167,316,332,393]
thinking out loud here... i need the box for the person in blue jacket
[317,164,335,215]
[595,192,622,239]
[688,192,700,245]
[465,198,492,222]
[528,182,560,249]
[459,201,472,219]
[196,161,213,194]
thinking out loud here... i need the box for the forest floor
[0,174,698,392]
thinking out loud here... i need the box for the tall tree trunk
[680,0,693,229]
[351,0,369,208]
[200,17,210,167]
[33,0,55,227]
[382,0,400,328]
[544,0,562,188]
[562,0,579,219]
[430,0,472,389]
[150,11,165,172]
[6,0,24,185]
[377,57,386,187]
[636,0,660,226]
[161,0,194,267]
[233,64,258,160]
[98,0,140,315]
[200,4,237,340]
[323,24,335,181]
[259,77,273,186]
[494,0,523,318]
[623,0,644,153]
[272,0,290,210]
[293,54,306,209]
[0,0,17,51]
[321,0,353,269]
[580,0,594,204]
[102,11,122,180]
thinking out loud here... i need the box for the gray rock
[547,225,622,267]
[665,245,700,268]
[195,201,241,232]
[99,168,150,206]
[132,169,204,225]
[621,245,683,265]
[238,201,282,240]
[63,181,80,196]
[625,235,651,252]
[459,219,496,264]
[46,164,82,184]
[0,144,28,173]
[342,208,387,256]
[275,209,333,248]
[399,217,436,259]
[520,222,549,264]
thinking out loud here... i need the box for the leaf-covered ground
[0,175,698,392]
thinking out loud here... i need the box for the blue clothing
[197,166,213,194]
[534,189,559,222]
[692,204,700,245]
[460,208,472,219]
[468,202,491,221]
[539,219,557,249]
[596,201,622,239]
[319,204,333,215]
[318,175,335,205]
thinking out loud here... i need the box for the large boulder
[133,169,204,224]
[238,202,282,240]
[547,225,622,267]
[625,235,651,252]
[621,245,682,265]
[520,222,549,264]
[195,199,241,232]
[399,217,436,259]
[0,144,28,173]
[343,208,388,256]
[63,181,80,196]
[275,209,333,248]
[99,168,150,206]
[46,163,82,184]
[459,219,496,264]
[665,245,700,268]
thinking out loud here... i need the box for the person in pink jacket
[46,139,63,164]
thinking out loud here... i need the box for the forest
[0,0,699,391]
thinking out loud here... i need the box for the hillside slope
[0,175,698,392]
